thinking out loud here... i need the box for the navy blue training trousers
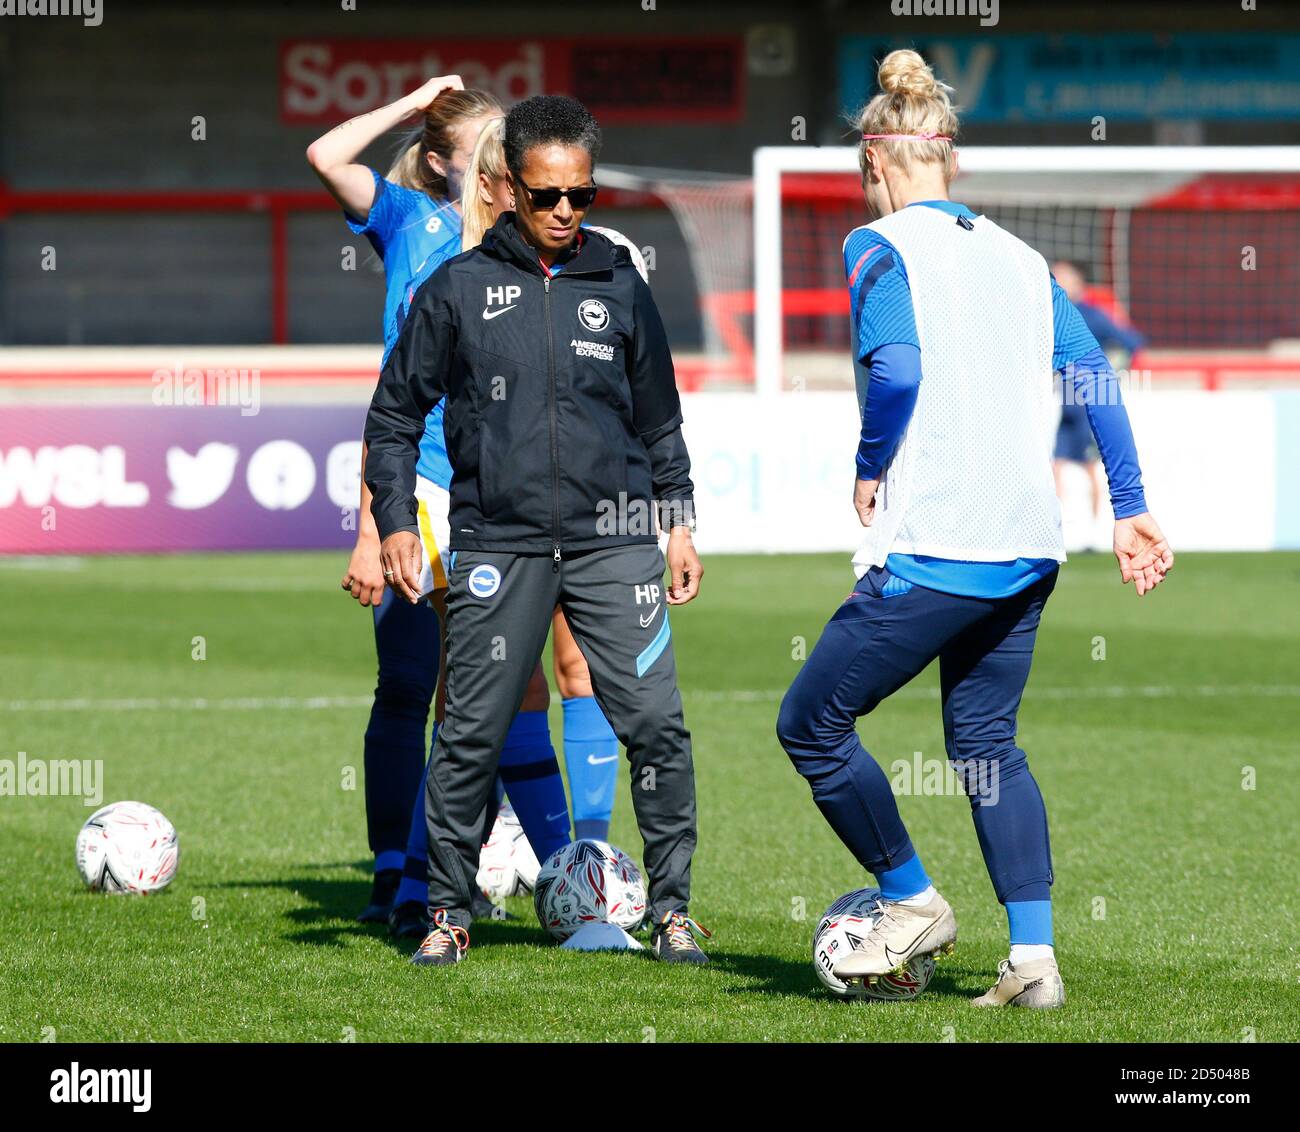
[777,563,1058,904]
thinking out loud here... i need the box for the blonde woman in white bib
[776,50,1173,1008]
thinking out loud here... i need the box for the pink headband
[862,132,952,142]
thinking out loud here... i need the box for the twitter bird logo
[166,443,238,509]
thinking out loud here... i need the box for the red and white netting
[612,148,1300,393]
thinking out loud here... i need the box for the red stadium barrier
[0,181,663,347]
[2,351,1297,393]
[3,181,1297,391]
[0,182,336,345]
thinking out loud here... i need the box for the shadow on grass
[705,948,974,1002]
[211,860,376,948]
[211,861,553,952]
[213,863,976,1005]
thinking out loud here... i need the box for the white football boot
[831,891,957,981]
[972,957,1066,1008]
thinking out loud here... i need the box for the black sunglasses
[517,180,598,211]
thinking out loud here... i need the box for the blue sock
[375,850,404,873]
[1006,900,1054,946]
[394,722,438,909]
[562,696,619,842]
[499,711,571,864]
[874,852,931,902]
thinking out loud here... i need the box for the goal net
[600,164,753,387]
[612,148,1300,395]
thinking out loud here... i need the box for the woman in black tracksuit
[364,95,709,967]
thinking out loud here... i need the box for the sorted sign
[281,38,744,126]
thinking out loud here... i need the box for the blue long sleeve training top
[843,199,1148,598]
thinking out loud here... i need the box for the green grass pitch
[1,550,1296,1043]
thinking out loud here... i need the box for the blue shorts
[1054,403,1096,463]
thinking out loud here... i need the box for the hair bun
[878,49,941,98]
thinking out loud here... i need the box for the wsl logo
[577,299,609,333]
[467,564,502,599]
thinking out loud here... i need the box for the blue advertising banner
[839,34,1300,121]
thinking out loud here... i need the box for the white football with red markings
[813,887,935,1000]
[476,802,541,902]
[533,839,646,942]
[75,801,179,895]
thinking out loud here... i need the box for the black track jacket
[364,213,695,558]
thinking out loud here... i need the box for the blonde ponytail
[459,117,507,250]
[385,88,503,200]
[856,49,958,180]
[387,133,431,193]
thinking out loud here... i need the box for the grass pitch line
[0,556,87,572]
[686,684,1300,704]
[4,685,1299,714]
[2,694,374,713]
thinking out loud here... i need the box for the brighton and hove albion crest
[578,298,609,332]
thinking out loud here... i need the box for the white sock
[894,885,936,907]
[1009,944,1055,966]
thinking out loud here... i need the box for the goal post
[753,145,1300,397]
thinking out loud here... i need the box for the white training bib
[853,207,1064,574]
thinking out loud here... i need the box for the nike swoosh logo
[586,754,618,766]
[545,811,567,822]
[482,305,517,320]
[883,921,942,967]
[638,605,660,628]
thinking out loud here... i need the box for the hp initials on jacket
[482,285,520,320]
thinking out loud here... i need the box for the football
[476,802,541,902]
[75,801,179,895]
[812,888,936,1000]
[533,839,647,941]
